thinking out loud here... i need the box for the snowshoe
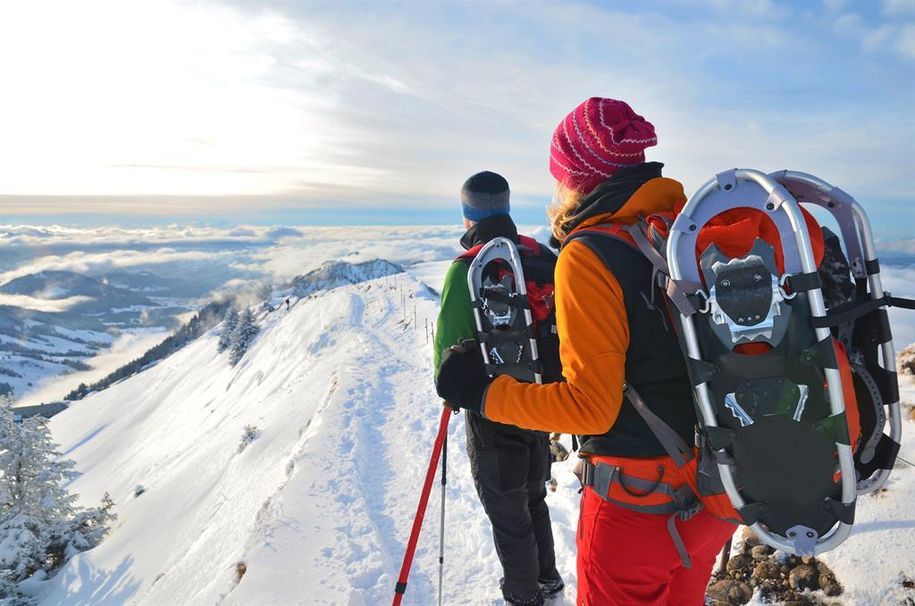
[467,237,545,384]
[661,168,910,556]
[770,170,905,494]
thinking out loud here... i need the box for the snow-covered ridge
[289,259,405,297]
[41,270,551,605]
[35,267,915,605]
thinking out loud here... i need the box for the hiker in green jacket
[433,171,563,606]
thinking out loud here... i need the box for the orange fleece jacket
[483,177,686,434]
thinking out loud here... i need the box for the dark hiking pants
[465,411,560,603]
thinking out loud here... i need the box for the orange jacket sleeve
[482,239,629,434]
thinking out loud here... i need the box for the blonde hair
[547,183,583,243]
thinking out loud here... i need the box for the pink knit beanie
[549,97,657,194]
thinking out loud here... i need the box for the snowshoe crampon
[666,169,903,556]
[467,237,543,384]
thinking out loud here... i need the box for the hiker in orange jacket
[437,97,736,605]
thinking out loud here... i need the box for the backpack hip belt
[578,383,705,568]
[579,457,702,568]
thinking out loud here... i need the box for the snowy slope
[39,270,580,605]
[815,375,915,606]
[37,265,915,605]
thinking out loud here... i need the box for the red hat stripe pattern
[550,135,594,177]
[560,121,613,178]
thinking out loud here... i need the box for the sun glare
[0,1,359,200]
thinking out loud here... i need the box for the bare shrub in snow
[229,309,259,366]
[0,399,115,601]
[217,309,239,354]
[237,425,260,453]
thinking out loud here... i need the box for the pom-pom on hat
[549,97,657,194]
[461,171,511,222]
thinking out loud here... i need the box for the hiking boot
[539,575,565,600]
[499,578,544,606]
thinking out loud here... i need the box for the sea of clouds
[2,223,913,350]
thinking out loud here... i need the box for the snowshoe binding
[467,237,550,384]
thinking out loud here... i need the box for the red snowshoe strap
[458,235,540,263]
[457,243,484,264]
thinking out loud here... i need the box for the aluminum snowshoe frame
[770,170,903,495]
[467,237,542,385]
[667,169,858,556]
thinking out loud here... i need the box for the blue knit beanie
[461,171,510,222]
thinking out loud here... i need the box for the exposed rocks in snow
[707,528,845,605]
[707,578,752,604]
[898,344,915,375]
[237,425,260,453]
[290,259,404,298]
[234,561,247,584]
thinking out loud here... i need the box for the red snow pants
[576,484,735,606]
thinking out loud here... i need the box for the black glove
[435,339,490,414]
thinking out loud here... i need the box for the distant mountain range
[0,270,198,401]
[8,259,404,400]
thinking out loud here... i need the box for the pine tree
[0,398,115,594]
[228,309,259,366]
[217,308,239,353]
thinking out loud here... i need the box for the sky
[0,0,913,236]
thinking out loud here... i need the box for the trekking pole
[437,429,447,606]
[392,406,452,606]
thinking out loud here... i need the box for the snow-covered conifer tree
[217,308,239,353]
[0,399,115,598]
[228,309,259,366]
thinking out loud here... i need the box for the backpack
[567,168,911,556]
[459,235,562,384]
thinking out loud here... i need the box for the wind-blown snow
[36,267,915,605]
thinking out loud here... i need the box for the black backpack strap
[810,292,915,328]
[561,223,638,253]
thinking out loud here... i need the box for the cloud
[0,248,237,286]
[882,264,915,350]
[830,9,915,62]
[0,294,94,313]
[0,1,383,199]
[0,0,911,222]
[883,0,915,16]
[0,223,298,249]
[897,25,915,60]
[823,0,849,11]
